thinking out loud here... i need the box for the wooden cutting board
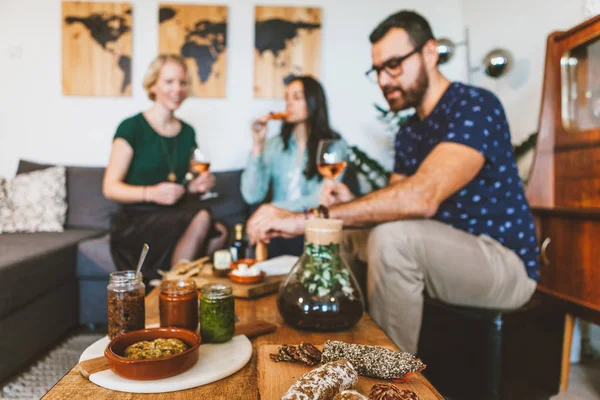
[257,344,442,400]
[193,274,285,298]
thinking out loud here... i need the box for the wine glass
[189,148,218,200]
[317,139,348,180]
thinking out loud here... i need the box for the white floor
[552,323,600,400]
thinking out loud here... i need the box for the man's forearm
[329,177,437,227]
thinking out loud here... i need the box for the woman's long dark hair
[280,76,340,180]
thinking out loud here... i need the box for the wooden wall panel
[158,4,228,98]
[254,6,322,99]
[62,2,132,96]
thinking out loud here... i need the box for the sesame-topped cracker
[321,341,426,380]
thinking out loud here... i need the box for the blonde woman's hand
[147,182,185,205]
[189,172,215,194]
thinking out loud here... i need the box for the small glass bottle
[213,249,232,277]
[107,271,145,339]
[199,283,235,343]
[229,224,248,261]
[159,279,198,331]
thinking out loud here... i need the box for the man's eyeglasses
[365,43,426,83]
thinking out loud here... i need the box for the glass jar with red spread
[159,279,198,331]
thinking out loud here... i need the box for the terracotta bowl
[228,258,265,284]
[104,327,200,380]
[228,269,266,284]
[230,258,257,270]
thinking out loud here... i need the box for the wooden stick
[560,313,575,392]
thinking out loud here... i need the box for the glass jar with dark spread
[159,279,198,331]
[199,283,235,343]
[107,271,145,339]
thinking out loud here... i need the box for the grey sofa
[0,160,249,382]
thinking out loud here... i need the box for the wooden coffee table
[43,288,443,399]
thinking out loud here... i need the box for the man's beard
[383,65,429,112]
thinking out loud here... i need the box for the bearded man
[246,10,539,355]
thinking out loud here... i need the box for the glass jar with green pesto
[199,283,235,343]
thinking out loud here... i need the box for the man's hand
[188,172,215,194]
[319,180,356,207]
[246,204,305,245]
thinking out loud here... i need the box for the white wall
[0,0,466,178]
[461,0,587,177]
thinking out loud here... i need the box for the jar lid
[305,219,343,245]
[213,249,232,270]
[109,270,142,284]
[201,282,233,299]
[160,279,197,295]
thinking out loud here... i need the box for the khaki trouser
[343,219,537,355]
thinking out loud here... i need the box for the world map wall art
[62,1,132,96]
[254,6,322,99]
[159,4,228,98]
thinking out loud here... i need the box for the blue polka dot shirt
[394,82,540,281]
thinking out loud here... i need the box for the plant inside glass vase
[300,242,356,299]
[277,219,364,332]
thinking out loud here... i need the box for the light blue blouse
[241,135,345,212]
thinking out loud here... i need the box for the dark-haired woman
[241,76,344,212]
[241,76,345,256]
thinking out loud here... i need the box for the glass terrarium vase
[277,219,364,331]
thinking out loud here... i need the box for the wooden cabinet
[533,208,600,325]
[525,14,600,392]
[526,15,600,325]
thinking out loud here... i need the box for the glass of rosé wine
[187,148,218,200]
[316,139,348,180]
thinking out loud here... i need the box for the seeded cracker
[321,340,426,380]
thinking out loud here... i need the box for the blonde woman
[103,54,227,281]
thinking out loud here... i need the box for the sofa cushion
[1,166,67,233]
[0,279,77,382]
[0,229,103,318]
[203,169,248,225]
[0,277,77,382]
[17,160,118,230]
[76,233,117,278]
[17,162,247,231]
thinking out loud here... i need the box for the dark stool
[417,292,566,400]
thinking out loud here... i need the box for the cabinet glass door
[561,36,600,133]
